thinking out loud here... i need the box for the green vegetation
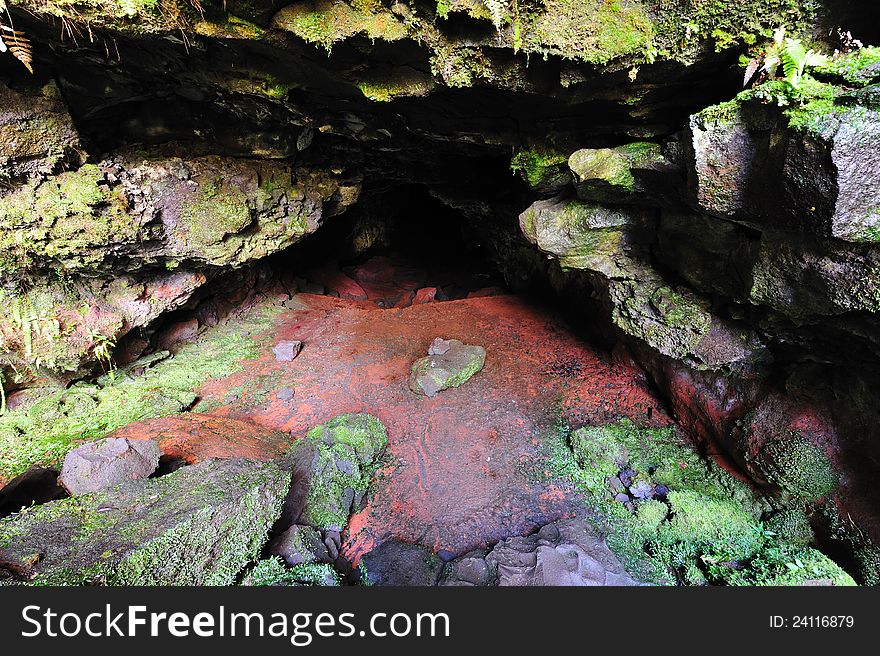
[526,0,655,64]
[356,75,433,102]
[510,149,568,189]
[654,0,819,56]
[0,304,280,481]
[246,557,341,586]
[755,434,837,503]
[272,0,408,53]
[547,419,855,585]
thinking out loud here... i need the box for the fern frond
[780,37,807,88]
[484,0,506,30]
[0,24,33,73]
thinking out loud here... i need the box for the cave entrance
[271,183,510,309]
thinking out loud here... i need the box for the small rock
[466,286,506,299]
[614,492,630,503]
[619,467,636,488]
[607,476,625,495]
[413,287,438,305]
[276,387,295,401]
[630,480,654,500]
[59,438,162,496]
[269,524,329,567]
[428,337,452,356]
[654,484,670,500]
[409,339,486,397]
[273,340,303,362]
[324,535,340,561]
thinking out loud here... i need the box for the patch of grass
[0,304,280,481]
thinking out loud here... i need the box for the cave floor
[124,270,675,560]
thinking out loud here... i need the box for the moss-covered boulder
[408,339,486,397]
[0,457,289,585]
[569,142,682,206]
[0,152,357,278]
[282,413,388,532]
[687,49,880,243]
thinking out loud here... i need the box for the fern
[0,0,34,73]
[756,28,828,91]
[484,0,507,30]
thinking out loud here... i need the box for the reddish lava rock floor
[189,290,673,562]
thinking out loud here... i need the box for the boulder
[58,437,162,496]
[0,458,289,585]
[687,96,880,243]
[569,141,683,207]
[279,414,388,532]
[409,339,486,397]
[519,198,763,370]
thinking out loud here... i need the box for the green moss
[246,557,341,586]
[723,545,855,586]
[757,434,837,503]
[272,0,408,53]
[765,508,814,548]
[9,0,196,34]
[0,459,288,585]
[298,414,388,530]
[656,489,762,565]
[654,0,819,57]
[178,178,252,256]
[526,0,654,64]
[0,304,280,481]
[0,164,139,275]
[568,148,635,191]
[356,75,433,102]
[546,418,854,585]
[815,46,880,85]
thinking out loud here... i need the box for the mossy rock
[271,0,409,52]
[408,340,486,397]
[286,413,388,531]
[0,458,289,585]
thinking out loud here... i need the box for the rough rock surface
[441,518,643,586]
[269,524,329,567]
[0,458,289,585]
[278,413,388,532]
[361,540,443,586]
[58,437,162,496]
[409,338,486,397]
[0,81,83,182]
[110,414,291,463]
